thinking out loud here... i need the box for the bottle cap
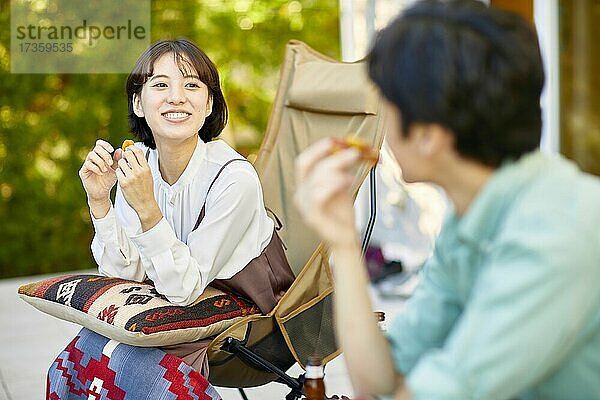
[305,356,324,379]
[307,356,323,366]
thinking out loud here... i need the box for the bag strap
[193,159,250,231]
[266,207,287,250]
[146,149,284,239]
[266,207,283,231]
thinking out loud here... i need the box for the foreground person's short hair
[368,0,544,167]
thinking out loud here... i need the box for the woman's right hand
[79,139,122,203]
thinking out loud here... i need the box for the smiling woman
[125,39,227,151]
[74,38,295,379]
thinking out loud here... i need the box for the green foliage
[0,0,339,278]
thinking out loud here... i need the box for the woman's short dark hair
[126,38,227,149]
[368,0,544,167]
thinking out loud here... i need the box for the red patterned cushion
[18,274,260,346]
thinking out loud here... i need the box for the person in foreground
[295,1,600,399]
[78,38,294,374]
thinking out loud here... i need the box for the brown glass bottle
[304,356,325,400]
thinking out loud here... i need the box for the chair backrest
[254,40,386,274]
[207,40,387,387]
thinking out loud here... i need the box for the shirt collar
[150,135,207,190]
[452,150,547,246]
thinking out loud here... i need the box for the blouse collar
[150,135,207,191]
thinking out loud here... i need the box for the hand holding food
[79,139,119,203]
[294,137,363,247]
[330,136,379,165]
[107,139,133,166]
[79,139,137,212]
[114,143,161,230]
[121,139,135,151]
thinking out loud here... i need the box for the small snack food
[121,139,135,150]
[331,137,379,164]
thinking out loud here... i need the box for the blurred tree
[559,0,600,176]
[0,0,339,278]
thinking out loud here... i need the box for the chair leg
[238,388,250,400]
[238,385,301,400]
[222,337,304,397]
[285,388,301,400]
[361,165,378,256]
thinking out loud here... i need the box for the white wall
[535,0,561,153]
[339,0,560,153]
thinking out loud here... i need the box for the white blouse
[91,137,274,306]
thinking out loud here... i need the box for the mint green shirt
[387,151,600,399]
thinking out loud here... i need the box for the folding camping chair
[206,40,388,399]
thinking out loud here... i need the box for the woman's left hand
[115,146,162,231]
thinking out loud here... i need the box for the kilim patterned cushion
[18,274,260,347]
